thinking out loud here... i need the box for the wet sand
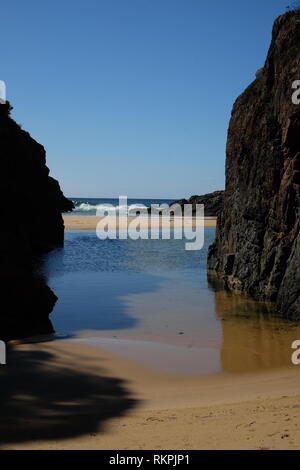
[6,218,298,450]
[2,339,300,450]
[63,215,216,230]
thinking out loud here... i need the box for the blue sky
[1,0,290,198]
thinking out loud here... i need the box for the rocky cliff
[208,11,300,319]
[173,191,224,217]
[0,102,73,340]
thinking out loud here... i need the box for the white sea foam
[73,202,148,214]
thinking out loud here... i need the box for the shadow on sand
[0,346,137,445]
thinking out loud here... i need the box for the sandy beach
[2,215,292,450]
[1,339,300,450]
[2,216,298,451]
[63,215,217,231]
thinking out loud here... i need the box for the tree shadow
[0,346,137,445]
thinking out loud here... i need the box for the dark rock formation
[0,102,74,340]
[173,191,224,217]
[141,191,223,217]
[208,11,300,319]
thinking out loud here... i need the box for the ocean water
[67,197,174,216]
[41,228,300,376]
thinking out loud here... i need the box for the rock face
[208,11,300,319]
[0,102,73,340]
[173,191,224,217]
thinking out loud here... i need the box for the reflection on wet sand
[208,273,300,373]
[42,230,300,377]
